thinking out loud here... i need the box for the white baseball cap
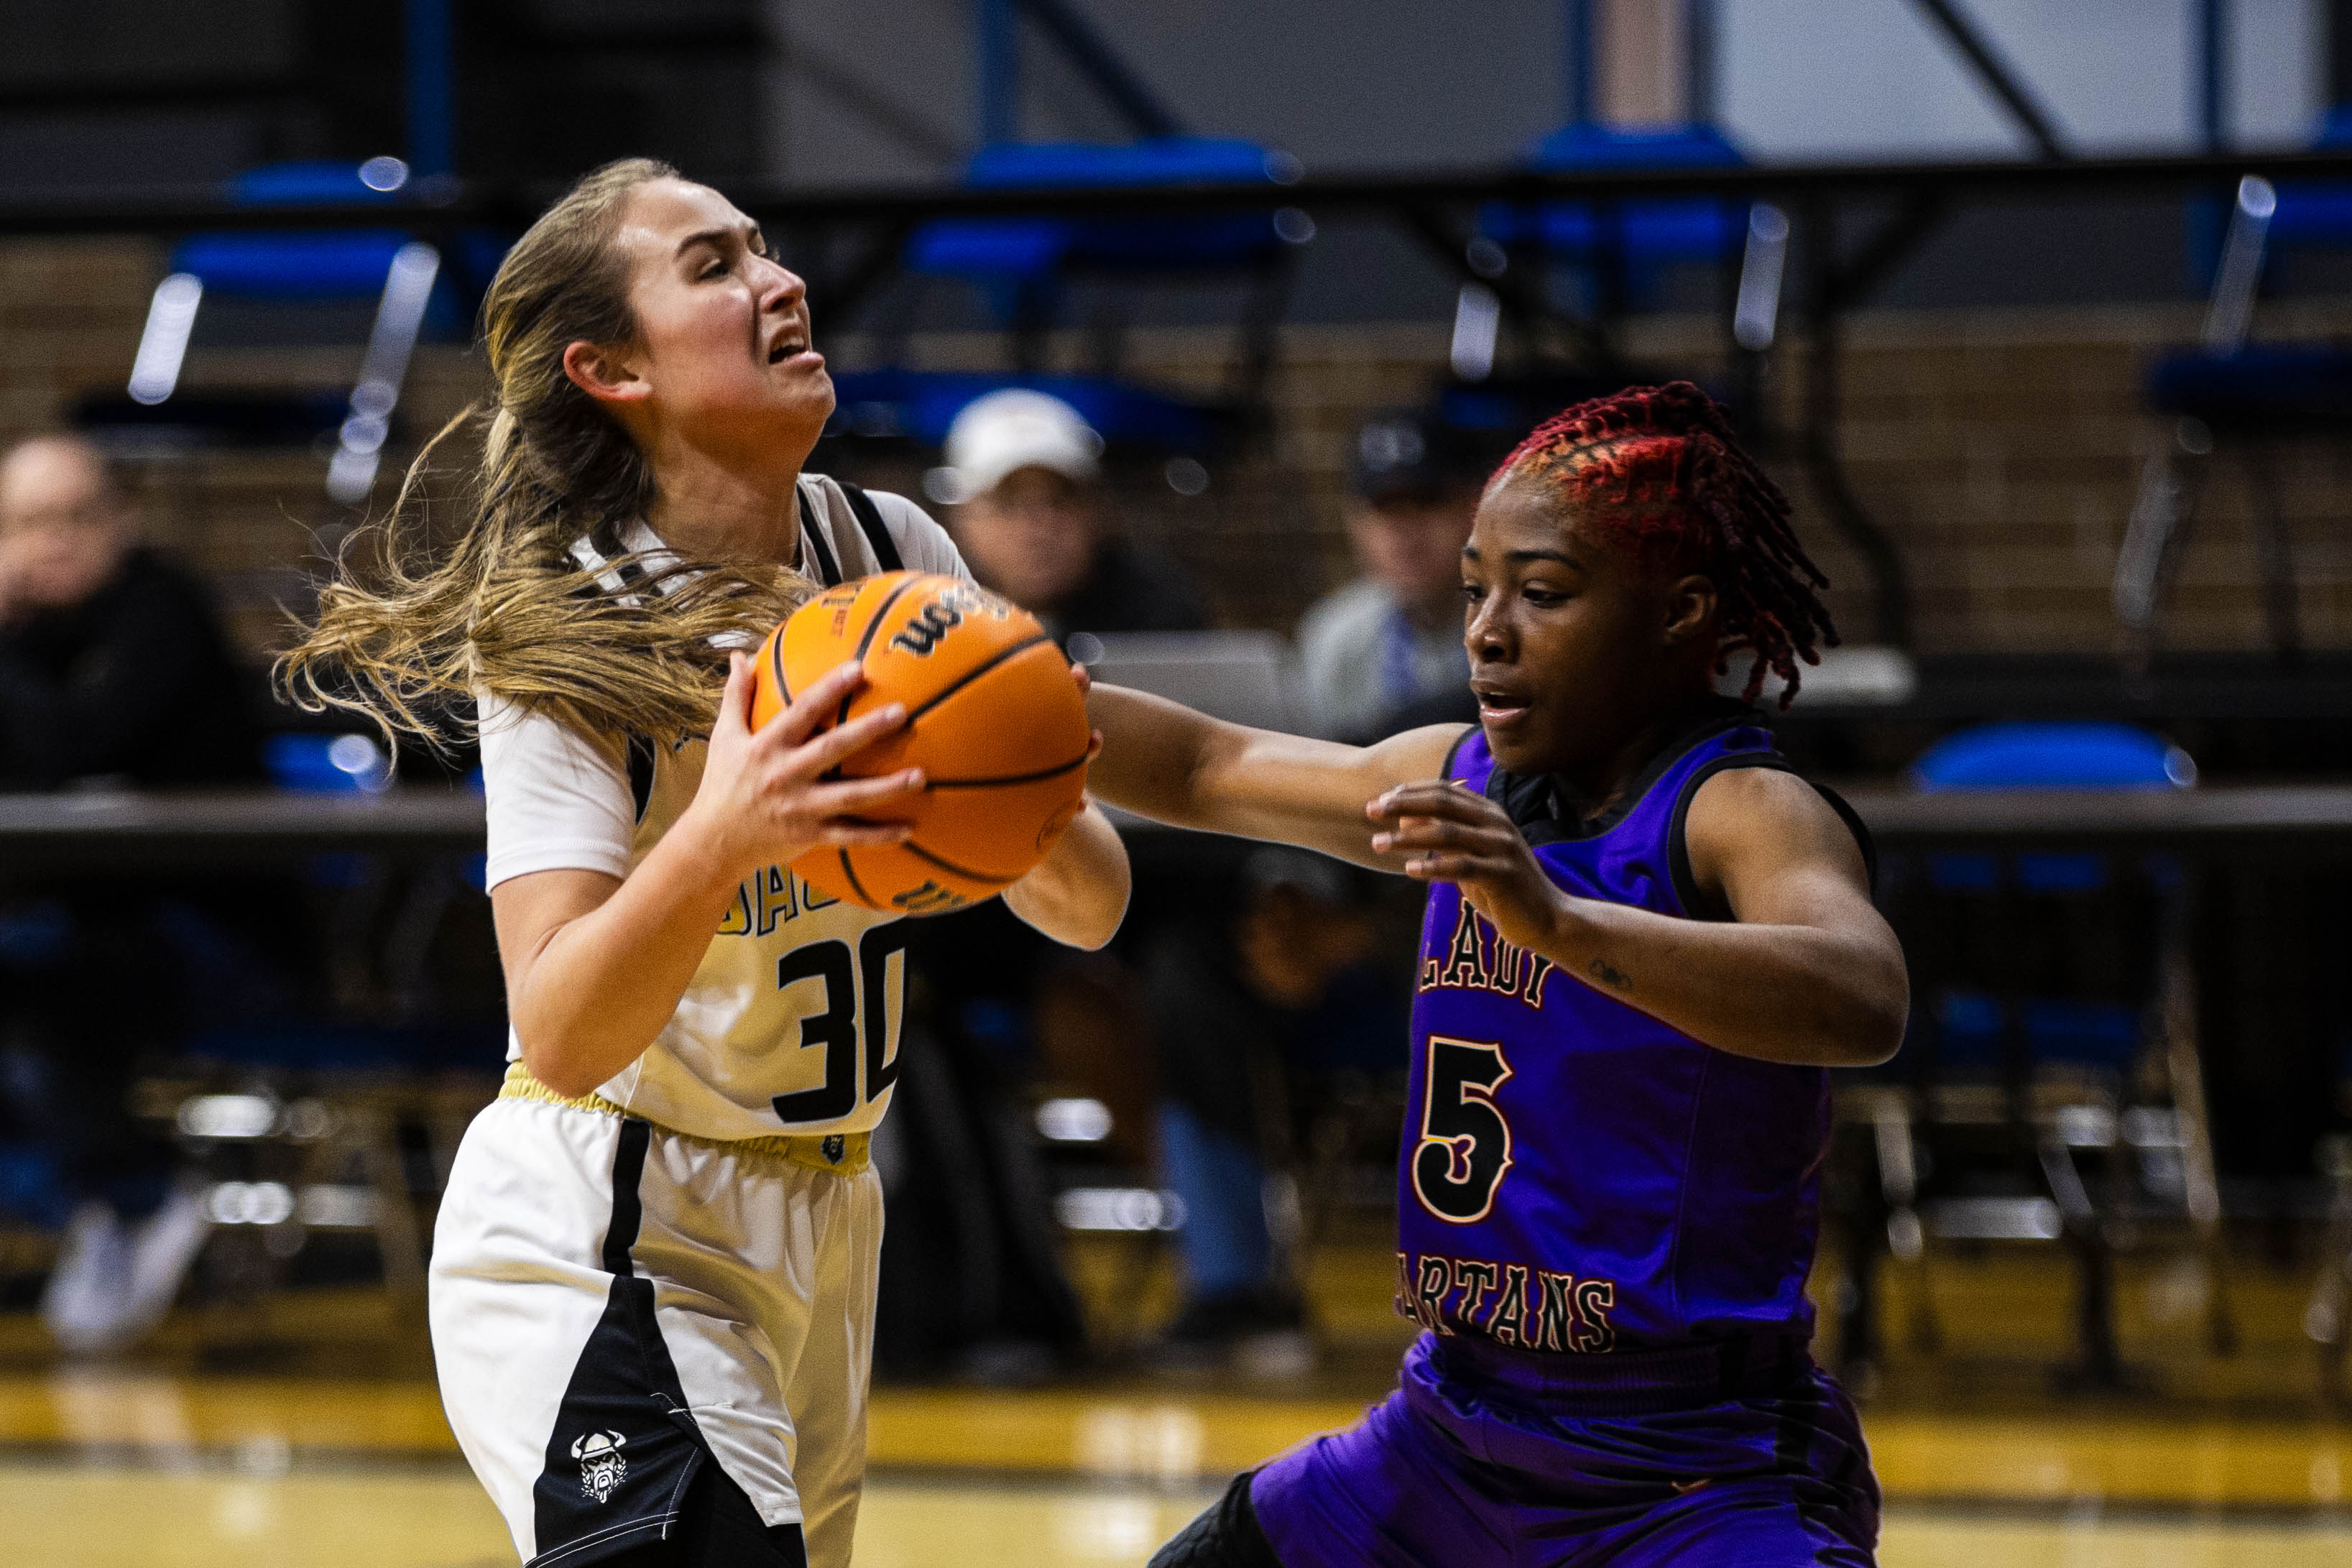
[933,389,1104,503]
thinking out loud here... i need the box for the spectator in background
[0,435,259,787]
[939,389,1207,642]
[1144,849,1404,1375]
[887,391,1204,1379]
[1296,411,1485,741]
[0,433,260,1355]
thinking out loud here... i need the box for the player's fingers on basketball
[813,820,915,847]
[1069,662,1092,696]
[803,770,926,817]
[714,651,753,737]
[1084,729,1104,762]
[766,660,866,746]
[784,704,910,779]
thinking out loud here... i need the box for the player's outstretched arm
[493,652,926,1098]
[1002,798,1129,949]
[1372,765,1906,1066]
[1086,681,1467,871]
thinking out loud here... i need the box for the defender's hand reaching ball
[1369,780,1567,955]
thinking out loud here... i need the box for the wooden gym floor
[7,1235,2352,1564]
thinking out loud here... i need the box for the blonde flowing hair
[278,157,813,750]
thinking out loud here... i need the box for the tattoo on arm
[1587,958,1631,992]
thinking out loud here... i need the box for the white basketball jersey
[476,474,972,1142]
[604,734,913,1139]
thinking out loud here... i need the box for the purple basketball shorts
[1250,1332,1878,1567]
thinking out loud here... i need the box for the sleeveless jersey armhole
[1666,755,1878,921]
[796,486,842,587]
[834,478,905,572]
[624,734,658,826]
[1439,724,1479,783]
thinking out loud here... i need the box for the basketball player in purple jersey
[1082,383,1907,1566]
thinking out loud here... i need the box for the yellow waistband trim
[499,1064,871,1177]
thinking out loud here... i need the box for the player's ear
[562,340,650,407]
[1661,573,1717,648]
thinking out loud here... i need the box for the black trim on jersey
[624,735,658,827]
[796,488,842,588]
[527,1119,709,1568]
[835,479,904,572]
[1665,753,1878,923]
[1440,724,1477,783]
[1484,697,1761,847]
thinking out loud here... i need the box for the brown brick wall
[3,234,2344,660]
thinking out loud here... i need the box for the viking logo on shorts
[572,1430,628,1503]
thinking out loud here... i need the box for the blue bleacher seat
[826,367,1218,452]
[1911,721,2195,793]
[2126,111,2352,657]
[168,161,415,300]
[1906,719,2191,1069]
[908,138,1293,282]
[842,139,1301,461]
[263,732,395,795]
[1480,123,1748,305]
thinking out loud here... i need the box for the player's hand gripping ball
[749,572,1092,915]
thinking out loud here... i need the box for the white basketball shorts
[429,1095,882,1568]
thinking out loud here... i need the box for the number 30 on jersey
[1411,1035,1515,1224]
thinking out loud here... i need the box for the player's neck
[1549,688,1724,821]
[644,420,828,573]
[642,435,811,571]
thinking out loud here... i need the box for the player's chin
[1479,711,1555,776]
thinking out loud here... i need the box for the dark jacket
[0,547,261,788]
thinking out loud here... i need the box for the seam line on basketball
[853,576,924,660]
[922,754,1091,789]
[902,839,1017,885]
[903,633,1053,724]
[837,849,877,908]
[839,578,926,731]
[769,622,791,705]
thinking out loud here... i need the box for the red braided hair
[1490,381,1835,708]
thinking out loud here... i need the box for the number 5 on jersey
[1411,1036,1515,1224]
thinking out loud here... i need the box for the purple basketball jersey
[1393,706,1867,1355]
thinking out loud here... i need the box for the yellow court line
[1868,1413,2352,1510]
[6,1373,2352,1513]
[8,1466,2352,1568]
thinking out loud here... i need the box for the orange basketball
[747,571,1091,915]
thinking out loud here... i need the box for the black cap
[1347,410,1488,504]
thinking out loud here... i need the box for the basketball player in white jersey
[282,159,1130,1568]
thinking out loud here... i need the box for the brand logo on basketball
[890,878,967,914]
[572,1430,628,1502]
[887,585,1010,657]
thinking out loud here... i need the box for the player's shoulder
[1683,760,1872,886]
[801,473,969,581]
[866,489,969,578]
[474,688,626,778]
